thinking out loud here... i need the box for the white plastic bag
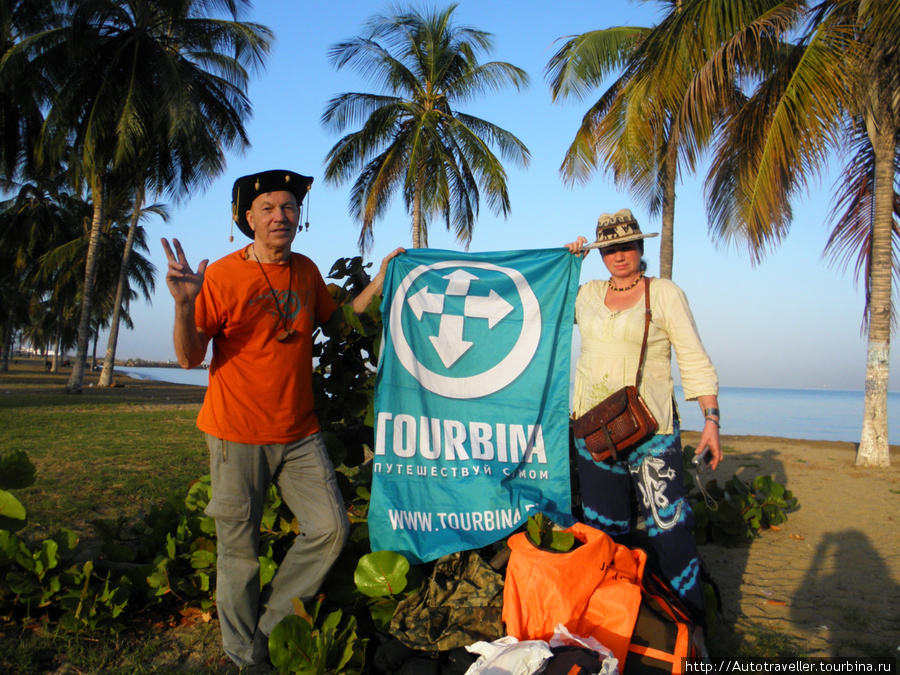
[464,635,554,675]
[548,624,618,675]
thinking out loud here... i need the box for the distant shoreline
[114,361,895,392]
[116,360,208,369]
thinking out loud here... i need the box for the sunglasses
[601,242,640,255]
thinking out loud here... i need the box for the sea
[121,366,900,446]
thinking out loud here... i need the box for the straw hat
[583,208,658,250]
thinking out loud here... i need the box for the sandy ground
[681,431,900,657]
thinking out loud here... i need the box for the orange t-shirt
[194,248,337,444]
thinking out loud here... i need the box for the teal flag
[369,248,583,563]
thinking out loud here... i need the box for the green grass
[736,625,807,657]
[0,361,221,673]
[0,621,230,674]
[7,406,204,536]
[0,362,207,542]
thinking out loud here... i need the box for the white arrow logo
[444,269,477,295]
[407,270,514,367]
[390,260,542,399]
[465,290,513,329]
[430,315,472,367]
[407,286,444,320]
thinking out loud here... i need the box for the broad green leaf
[7,570,39,596]
[59,612,80,632]
[185,477,212,512]
[199,516,217,536]
[526,513,543,544]
[51,529,79,558]
[15,543,35,571]
[165,533,176,559]
[259,556,278,588]
[40,574,61,605]
[147,567,171,594]
[0,490,26,522]
[0,450,37,490]
[366,597,398,633]
[190,549,216,569]
[106,581,130,618]
[35,539,60,578]
[354,550,409,597]
[341,636,368,675]
[547,530,576,552]
[321,608,342,640]
[0,530,21,563]
[269,615,323,675]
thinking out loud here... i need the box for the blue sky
[104,0,897,391]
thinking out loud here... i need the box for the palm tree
[322,3,530,253]
[545,0,769,279]
[20,299,55,365]
[0,176,75,371]
[705,0,900,467]
[4,0,271,392]
[0,0,60,185]
[97,181,166,386]
[38,189,156,376]
[545,25,666,265]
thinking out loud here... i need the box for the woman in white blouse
[566,209,721,641]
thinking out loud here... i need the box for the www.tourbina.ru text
[387,508,523,532]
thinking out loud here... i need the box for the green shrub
[683,446,799,546]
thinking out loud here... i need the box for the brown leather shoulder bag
[572,278,659,462]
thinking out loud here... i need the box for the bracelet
[704,407,720,418]
[705,416,720,428]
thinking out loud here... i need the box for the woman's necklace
[608,272,643,292]
[252,246,294,341]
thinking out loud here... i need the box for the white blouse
[572,278,718,434]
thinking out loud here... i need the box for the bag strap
[634,277,652,391]
[601,426,618,462]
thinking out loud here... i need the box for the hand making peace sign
[161,238,209,306]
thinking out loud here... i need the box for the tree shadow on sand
[791,530,900,656]
[697,437,900,658]
[694,442,790,654]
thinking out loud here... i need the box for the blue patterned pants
[574,419,705,625]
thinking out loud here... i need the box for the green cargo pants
[204,432,350,667]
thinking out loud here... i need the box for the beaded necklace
[608,272,643,292]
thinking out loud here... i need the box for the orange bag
[625,569,698,674]
[502,522,646,666]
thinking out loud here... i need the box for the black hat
[231,170,314,240]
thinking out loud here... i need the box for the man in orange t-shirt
[162,169,403,669]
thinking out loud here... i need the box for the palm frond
[545,27,648,103]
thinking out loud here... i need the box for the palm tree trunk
[658,142,678,280]
[857,126,894,468]
[99,188,142,387]
[66,183,104,393]
[1,309,13,373]
[91,328,99,372]
[52,323,62,373]
[412,182,424,249]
